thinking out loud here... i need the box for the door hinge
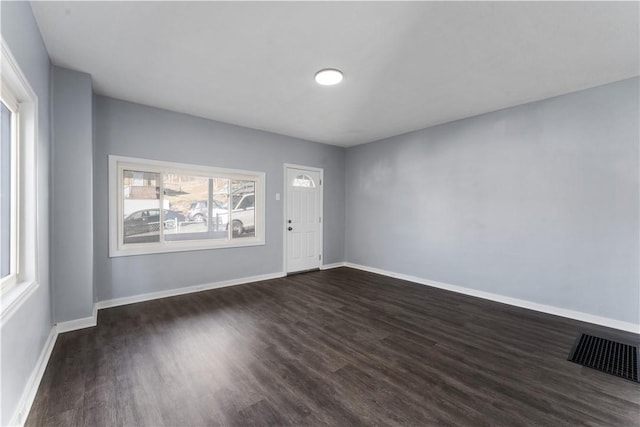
[319,217,322,223]
[319,179,322,185]
[319,254,322,260]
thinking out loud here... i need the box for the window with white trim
[109,156,265,257]
[1,85,18,292]
[0,38,39,305]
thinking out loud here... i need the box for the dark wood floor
[27,268,639,426]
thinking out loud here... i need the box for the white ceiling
[30,1,639,147]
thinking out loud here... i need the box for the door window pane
[123,170,160,244]
[293,174,315,188]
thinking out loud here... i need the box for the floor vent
[568,333,639,383]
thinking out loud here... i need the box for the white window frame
[109,155,266,257]
[1,83,19,291]
[0,37,40,323]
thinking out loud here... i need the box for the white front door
[285,166,322,273]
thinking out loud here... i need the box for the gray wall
[51,66,94,322]
[345,78,639,325]
[94,97,345,302]
[0,2,53,425]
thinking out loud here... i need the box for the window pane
[293,174,315,188]
[163,174,230,241]
[110,156,265,256]
[1,102,11,278]
[123,170,160,244]
[230,180,255,238]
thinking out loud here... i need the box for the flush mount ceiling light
[315,68,343,86]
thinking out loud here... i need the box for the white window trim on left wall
[0,38,40,326]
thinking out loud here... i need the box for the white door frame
[283,163,324,274]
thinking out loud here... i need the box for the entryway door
[285,165,323,273]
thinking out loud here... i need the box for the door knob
[288,227,293,231]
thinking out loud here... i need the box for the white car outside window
[219,193,255,236]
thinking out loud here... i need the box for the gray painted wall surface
[345,78,639,325]
[0,2,53,425]
[51,66,94,322]
[94,97,345,302]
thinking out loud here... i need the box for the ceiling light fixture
[315,68,343,86]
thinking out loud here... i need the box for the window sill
[109,237,266,257]
[0,280,39,327]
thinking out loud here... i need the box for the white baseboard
[344,262,640,334]
[9,327,58,427]
[320,262,346,270]
[56,309,98,334]
[96,271,285,310]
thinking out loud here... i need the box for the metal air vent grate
[568,333,639,383]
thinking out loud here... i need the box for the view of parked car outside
[123,209,185,236]
[123,174,256,243]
